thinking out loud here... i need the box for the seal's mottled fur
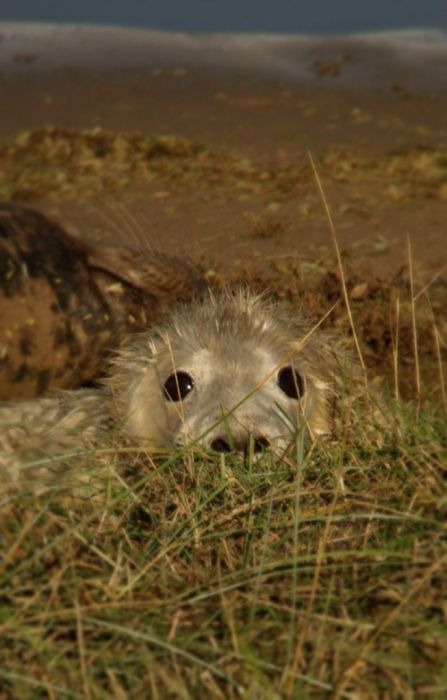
[0,290,365,476]
[0,202,203,399]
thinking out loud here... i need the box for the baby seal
[0,290,364,475]
[0,202,203,400]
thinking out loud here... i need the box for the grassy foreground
[0,124,446,697]
[0,348,446,698]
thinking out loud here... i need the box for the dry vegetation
[0,127,446,698]
[0,383,445,698]
[1,126,447,205]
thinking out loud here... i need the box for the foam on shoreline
[1,22,447,90]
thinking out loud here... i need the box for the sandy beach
[1,23,446,277]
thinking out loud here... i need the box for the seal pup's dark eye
[163,372,194,402]
[277,366,305,399]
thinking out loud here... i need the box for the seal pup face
[110,290,350,454]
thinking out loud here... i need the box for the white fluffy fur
[0,290,362,476]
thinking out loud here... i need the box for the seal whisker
[1,288,372,479]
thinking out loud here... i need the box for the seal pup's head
[109,290,358,455]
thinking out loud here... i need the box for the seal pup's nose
[210,433,270,455]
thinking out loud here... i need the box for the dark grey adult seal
[0,202,203,399]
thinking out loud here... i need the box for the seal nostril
[211,437,232,453]
[211,435,270,454]
[253,436,270,453]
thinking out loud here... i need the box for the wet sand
[1,24,447,279]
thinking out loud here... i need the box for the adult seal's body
[0,290,367,476]
[0,202,203,399]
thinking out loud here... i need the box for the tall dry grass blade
[407,235,421,406]
[391,292,401,402]
[433,326,447,411]
[75,593,92,700]
[412,263,447,303]
[421,288,446,410]
[285,485,340,697]
[281,430,306,684]
[307,152,366,373]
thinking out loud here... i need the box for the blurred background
[1,0,446,33]
[0,0,446,281]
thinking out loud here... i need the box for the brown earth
[0,67,446,280]
[0,66,445,397]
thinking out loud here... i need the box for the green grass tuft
[1,396,445,698]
